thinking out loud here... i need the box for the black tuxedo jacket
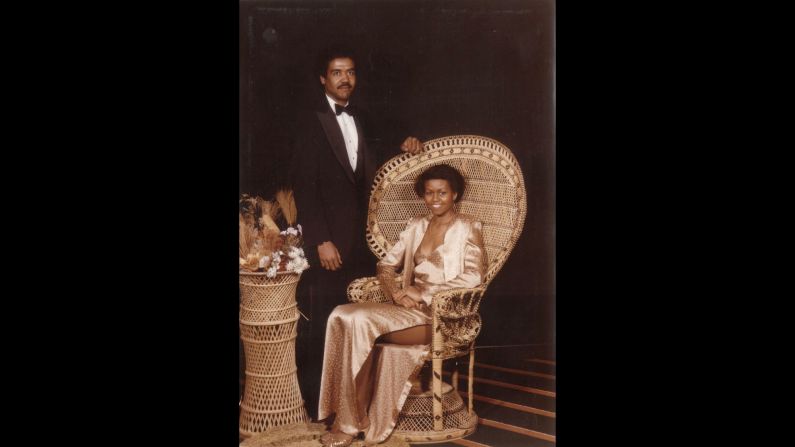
[290,97,378,264]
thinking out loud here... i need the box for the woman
[318,164,487,446]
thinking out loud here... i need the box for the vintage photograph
[239,1,554,445]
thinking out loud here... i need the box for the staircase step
[471,400,555,435]
[470,419,555,447]
[446,372,555,412]
[460,391,555,419]
[444,371,556,399]
[428,421,556,447]
[456,365,556,391]
[474,346,554,369]
[475,362,556,381]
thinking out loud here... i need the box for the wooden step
[460,391,555,419]
[480,418,556,443]
[443,371,556,398]
[475,362,556,380]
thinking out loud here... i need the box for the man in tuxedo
[290,45,421,420]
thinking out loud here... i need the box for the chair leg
[468,349,475,415]
[451,362,459,392]
[433,357,443,431]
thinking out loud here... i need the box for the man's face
[320,57,356,105]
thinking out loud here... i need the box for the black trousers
[295,239,376,421]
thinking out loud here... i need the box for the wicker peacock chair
[346,135,527,443]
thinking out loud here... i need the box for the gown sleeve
[376,219,416,301]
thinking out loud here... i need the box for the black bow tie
[334,103,355,116]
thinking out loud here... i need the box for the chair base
[391,424,477,445]
[390,382,478,444]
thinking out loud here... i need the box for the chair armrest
[431,285,487,318]
[430,285,487,357]
[347,276,402,304]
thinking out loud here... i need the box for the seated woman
[318,164,487,446]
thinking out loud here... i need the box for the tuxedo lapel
[355,116,375,188]
[316,108,356,184]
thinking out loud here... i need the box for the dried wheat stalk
[239,213,254,259]
[275,189,298,226]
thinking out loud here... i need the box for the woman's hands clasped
[392,286,424,309]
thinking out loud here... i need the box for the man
[290,45,421,420]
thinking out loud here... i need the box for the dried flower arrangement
[239,190,309,277]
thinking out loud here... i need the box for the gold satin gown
[318,215,486,444]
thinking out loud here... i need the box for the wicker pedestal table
[239,271,308,438]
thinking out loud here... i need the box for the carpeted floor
[239,422,410,447]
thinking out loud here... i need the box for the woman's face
[423,179,457,218]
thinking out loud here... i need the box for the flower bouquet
[239,190,309,277]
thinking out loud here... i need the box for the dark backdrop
[240,0,554,347]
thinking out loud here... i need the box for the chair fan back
[366,135,527,286]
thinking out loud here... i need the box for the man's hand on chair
[400,136,423,155]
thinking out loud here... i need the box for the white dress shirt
[326,94,359,171]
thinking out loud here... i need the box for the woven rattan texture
[353,135,526,440]
[240,317,299,375]
[240,272,308,437]
[367,135,527,286]
[240,272,301,325]
[393,384,477,435]
[347,276,397,304]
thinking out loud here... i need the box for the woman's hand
[393,286,423,309]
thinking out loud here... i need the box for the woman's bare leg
[379,324,431,345]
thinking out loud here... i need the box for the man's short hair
[316,44,357,78]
